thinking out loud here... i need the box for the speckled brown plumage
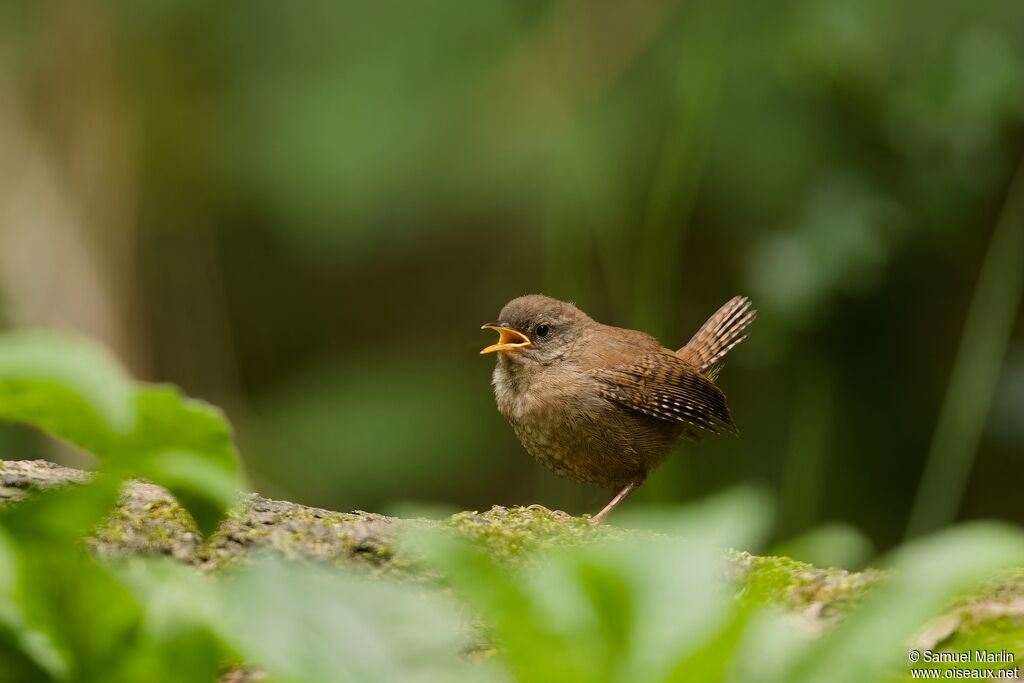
[482,294,755,522]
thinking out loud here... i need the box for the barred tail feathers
[677,296,756,373]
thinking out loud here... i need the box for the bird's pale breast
[492,360,684,488]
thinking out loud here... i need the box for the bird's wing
[590,352,736,434]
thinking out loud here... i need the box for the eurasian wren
[481,294,755,523]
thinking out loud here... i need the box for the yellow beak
[480,324,532,354]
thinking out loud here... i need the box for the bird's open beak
[480,324,531,354]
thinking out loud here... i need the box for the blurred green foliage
[1,332,1023,682]
[0,0,1022,552]
[0,333,240,533]
[0,333,240,680]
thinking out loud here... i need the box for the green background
[0,0,1022,552]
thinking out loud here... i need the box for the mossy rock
[2,457,1023,667]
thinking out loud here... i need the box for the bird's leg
[589,481,639,525]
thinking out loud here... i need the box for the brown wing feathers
[593,297,755,435]
[593,355,736,434]
[677,296,756,373]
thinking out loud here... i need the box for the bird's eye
[536,324,550,338]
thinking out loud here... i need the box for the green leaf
[0,526,69,680]
[0,479,132,680]
[0,483,230,682]
[0,334,242,678]
[109,387,242,534]
[219,557,493,683]
[0,333,241,535]
[110,560,229,683]
[0,333,134,449]
[412,487,773,683]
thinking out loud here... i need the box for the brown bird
[481,294,755,524]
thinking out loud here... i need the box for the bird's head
[480,295,592,366]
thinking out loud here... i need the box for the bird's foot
[588,481,639,525]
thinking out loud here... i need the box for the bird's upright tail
[677,296,756,376]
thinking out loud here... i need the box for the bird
[480,294,755,524]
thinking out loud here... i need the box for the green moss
[731,550,887,617]
[947,615,1024,657]
[91,482,201,562]
[888,615,1024,682]
[445,505,614,564]
[914,577,1024,677]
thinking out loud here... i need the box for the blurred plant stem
[907,153,1024,538]
[629,0,731,339]
[478,0,677,167]
[0,2,145,375]
[542,1,731,339]
[539,0,681,306]
[541,141,598,299]
[779,356,833,537]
